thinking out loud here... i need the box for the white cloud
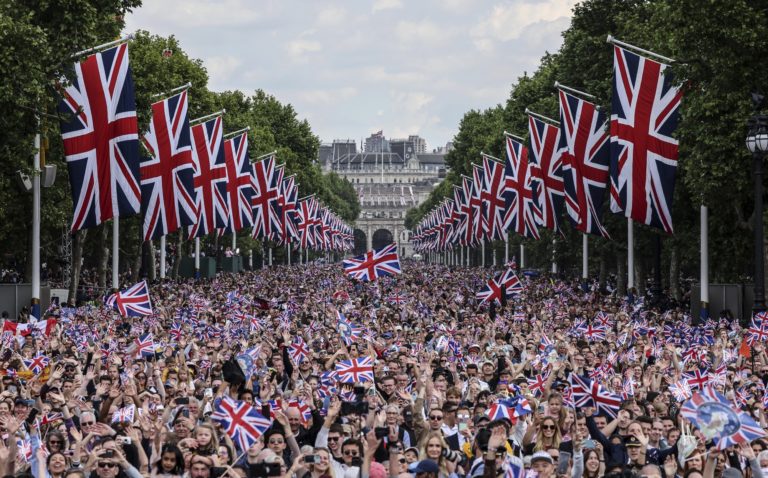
[316,5,348,27]
[296,87,358,105]
[286,32,322,62]
[395,20,445,47]
[391,91,434,113]
[205,55,243,83]
[471,0,576,49]
[372,0,403,13]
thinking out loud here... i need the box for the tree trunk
[172,231,183,278]
[97,224,108,290]
[616,249,626,297]
[669,244,680,301]
[147,239,156,282]
[67,230,87,305]
[598,249,607,289]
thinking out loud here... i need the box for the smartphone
[248,463,281,477]
[176,397,189,405]
[181,408,190,418]
[25,408,39,425]
[7,385,17,394]
[557,451,571,475]
[582,439,596,449]
[204,388,213,398]
[103,450,115,459]
[261,403,271,418]
[304,455,321,464]
[374,427,389,439]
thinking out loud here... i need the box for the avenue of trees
[405,0,768,297]
[0,1,359,291]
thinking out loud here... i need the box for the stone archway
[353,229,367,255]
[372,228,394,250]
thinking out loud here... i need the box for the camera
[117,436,132,445]
[341,401,369,416]
[247,463,282,478]
[441,447,463,462]
[304,455,321,464]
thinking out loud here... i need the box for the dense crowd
[0,262,764,478]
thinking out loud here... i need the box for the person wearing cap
[408,459,439,478]
[624,435,646,470]
[530,451,556,478]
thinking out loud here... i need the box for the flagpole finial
[606,34,614,44]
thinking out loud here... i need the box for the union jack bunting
[528,115,564,232]
[105,280,153,317]
[558,89,610,237]
[188,116,228,238]
[335,356,375,383]
[609,45,682,233]
[250,155,282,240]
[504,134,540,239]
[23,354,49,375]
[140,90,196,240]
[58,43,141,231]
[342,243,401,281]
[223,132,254,233]
[681,388,766,450]
[211,396,272,451]
[482,154,511,241]
[569,373,622,419]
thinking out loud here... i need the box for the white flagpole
[159,235,166,279]
[31,132,41,321]
[269,247,273,266]
[481,240,486,267]
[551,237,557,274]
[112,218,119,290]
[627,218,635,290]
[287,245,291,265]
[492,241,497,267]
[701,205,709,319]
[194,237,200,278]
[582,234,588,282]
[504,237,509,264]
[520,244,525,269]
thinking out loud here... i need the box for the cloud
[316,5,348,27]
[372,0,403,13]
[395,20,445,47]
[391,91,434,113]
[295,87,358,105]
[286,32,322,62]
[470,0,576,50]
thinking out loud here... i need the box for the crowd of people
[0,261,764,478]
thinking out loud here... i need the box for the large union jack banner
[681,387,766,450]
[59,43,140,232]
[277,175,299,245]
[504,134,540,239]
[140,90,196,240]
[482,155,511,241]
[296,197,315,250]
[559,89,611,237]
[528,115,564,232]
[105,280,153,317]
[250,155,282,240]
[609,45,682,234]
[343,243,401,281]
[188,116,229,239]
[471,164,487,242]
[223,132,254,233]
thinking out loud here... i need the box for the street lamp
[746,93,768,313]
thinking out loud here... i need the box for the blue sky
[125,0,577,150]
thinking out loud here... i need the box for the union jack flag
[481,154,511,240]
[747,317,768,346]
[558,89,610,237]
[387,293,407,305]
[457,179,476,247]
[250,155,282,240]
[287,399,312,424]
[188,116,228,238]
[486,401,513,421]
[476,268,523,306]
[58,43,141,232]
[335,356,375,383]
[140,90,196,240]
[528,115,564,232]
[669,380,692,402]
[504,134,540,239]
[223,132,254,233]
[683,368,709,390]
[134,333,154,358]
[609,45,682,233]
[105,280,153,317]
[680,387,766,450]
[39,411,64,426]
[337,311,362,346]
[343,243,401,281]
[580,324,607,342]
[296,197,316,249]
[569,373,621,419]
[111,405,135,424]
[211,396,272,452]
[288,337,310,364]
[527,372,550,396]
[471,164,487,241]
[17,439,32,462]
[23,354,49,375]
[277,175,299,244]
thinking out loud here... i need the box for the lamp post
[746,94,768,313]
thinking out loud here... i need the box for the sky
[124,0,578,151]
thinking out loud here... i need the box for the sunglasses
[541,425,557,430]
[268,440,285,445]
[49,440,63,445]
[327,436,341,442]
[429,415,443,421]
[343,450,359,457]
[98,463,117,468]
